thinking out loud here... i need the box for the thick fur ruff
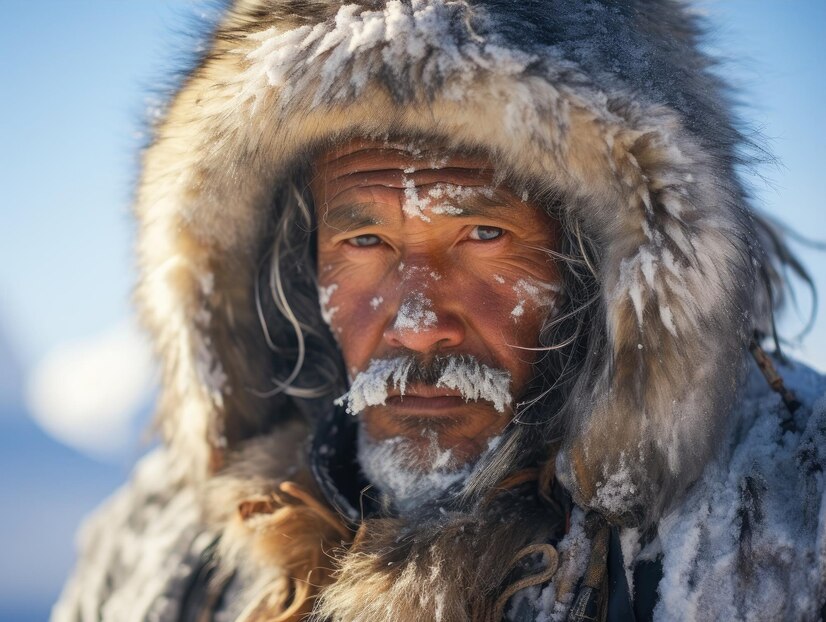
[137,0,772,525]
[207,431,571,621]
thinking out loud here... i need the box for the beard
[357,423,503,515]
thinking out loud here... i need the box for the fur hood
[137,0,781,528]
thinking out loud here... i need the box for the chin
[362,408,505,465]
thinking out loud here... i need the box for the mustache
[335,353,512,415]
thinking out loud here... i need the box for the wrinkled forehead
[309,138,508,204]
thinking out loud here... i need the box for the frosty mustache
[335,354,512,415]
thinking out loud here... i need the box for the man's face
[312,140,560,467]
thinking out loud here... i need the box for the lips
[383,385,471,414]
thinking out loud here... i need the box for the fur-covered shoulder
[51,449,209,622]
[637,362,826,621]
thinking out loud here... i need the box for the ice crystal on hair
[336,354,512,415]
[595,455,637,515]
[246,0,537,109]
[334,357,413,414]
[436,357,511,413]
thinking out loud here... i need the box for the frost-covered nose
[382,261,466,353]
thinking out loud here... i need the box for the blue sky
[1,0,824,431]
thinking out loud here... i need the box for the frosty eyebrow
[322,192,514,231]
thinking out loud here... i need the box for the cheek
[317,272,387,370]
[469,274,560,340]
[464,273,560,383]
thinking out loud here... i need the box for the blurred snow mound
[25,319,156,460]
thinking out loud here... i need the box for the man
[54,1,826,621]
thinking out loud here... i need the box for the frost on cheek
[393,292,437,333]
[370,295,384,310]
[318,283,339,326]
[510,279,561,321]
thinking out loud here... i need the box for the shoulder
[51,449,216,622]
[652,359,826,622]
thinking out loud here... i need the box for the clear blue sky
[0,0,824,372]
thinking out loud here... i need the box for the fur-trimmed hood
[137,0,779,526]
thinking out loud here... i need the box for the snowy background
[0,1,823,620]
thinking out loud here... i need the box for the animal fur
[135,0,772,524]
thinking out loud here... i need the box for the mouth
[383,385,474,414]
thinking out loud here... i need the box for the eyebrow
[320,203,384,232]
[320,190,515,231]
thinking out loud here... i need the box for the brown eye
[346,234,382,247]
[469,226,504,241]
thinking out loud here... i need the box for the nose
[383,287,466,353]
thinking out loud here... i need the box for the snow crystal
[429,271,442,281]
[493,274,506,284]
[402,177,431,222]
[594,456,637,515]
[358,429,508,514]
[394,291,437,333]
[318,283,339,326]
[246,1,538,122]
[435,357,511,413]
[511,278,560,320]
[619,527,641,597]
[336,354,512,415]
[358,431,472,514]
[430,204,464,215]
[652,361,826,621]
[334,356,413,414]
[370,295,384,310]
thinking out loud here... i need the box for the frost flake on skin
[511,278,560,320]
[370,295,384,310]
[393,292,437,333]
[402,177,432,222]
[493,274,506,284]
[318,283,339,326]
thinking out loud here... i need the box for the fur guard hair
[136,0,781,524]
[205,429,575,621]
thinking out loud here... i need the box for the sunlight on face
[312,139,562,465]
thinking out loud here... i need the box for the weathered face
[312,140,561,466]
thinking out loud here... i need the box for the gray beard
[356,425,501,515]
